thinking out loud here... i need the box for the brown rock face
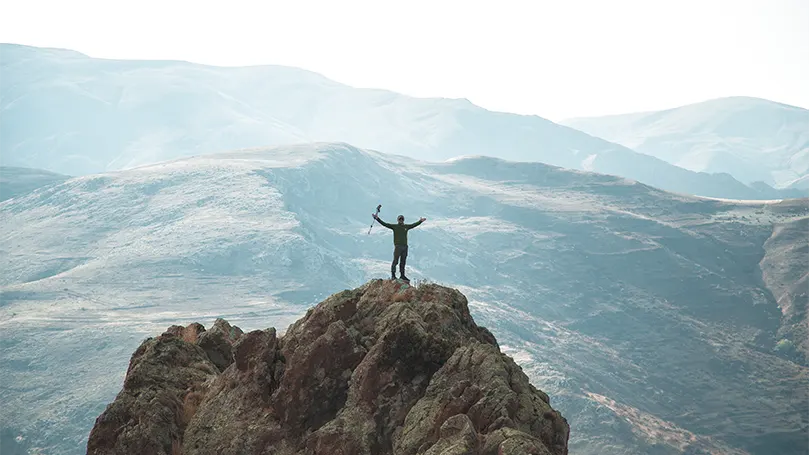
[86,280,569,455]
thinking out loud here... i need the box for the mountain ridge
[562,96,809,122]
[0,42,795,200]
[561,96,809,189]
[0,166,70,201]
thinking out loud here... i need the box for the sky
[2,0,808,121]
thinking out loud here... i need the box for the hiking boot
[400,275,409,282]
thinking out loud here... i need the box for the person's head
[397,215,404,224]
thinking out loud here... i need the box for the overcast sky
[2,0,807,121]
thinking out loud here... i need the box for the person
[372,213,426,281]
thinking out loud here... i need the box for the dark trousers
[392,245,408,277]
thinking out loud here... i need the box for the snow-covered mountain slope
[0,166,70,201]
[1,143,807,455]
[0,43,791,201]
[562,96,809,188]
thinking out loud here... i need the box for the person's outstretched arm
[406,217,427,229]
[374,214,394,229]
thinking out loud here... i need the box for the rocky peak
[87,279,569,455]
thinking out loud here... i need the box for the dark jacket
[376,218,423,246]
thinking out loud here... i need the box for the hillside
[0,43,789,200]
[0,166,69,201]
[1,143,807,455]
[562,96,809,189]
[86,280,570,455]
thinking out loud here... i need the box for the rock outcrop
[87,280,569,455]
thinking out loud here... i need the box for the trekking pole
[368,204,381,234]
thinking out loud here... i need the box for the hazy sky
[2,0,808,121]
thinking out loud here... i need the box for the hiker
[372,213,426,281]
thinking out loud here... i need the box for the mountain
[0,43,791,201]
[562,96,809,189]
[786,173,809,191]
[0,166,69,201]
[86,281,571,455]
[1,143,807,455]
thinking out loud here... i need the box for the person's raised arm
[373,214,394,229]
[406,217,427,229]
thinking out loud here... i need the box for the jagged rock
[395,341,568,455]
[87,280,569,455]
[422,414,479,455]
[196,318,243,372]
[86,332,219,455]
[162,322,206,344]
[182,327,284,454]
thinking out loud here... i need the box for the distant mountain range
[562,96,809,190]
[0,166,69,201]
[1,43,803,201]
[2,143,807,455]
